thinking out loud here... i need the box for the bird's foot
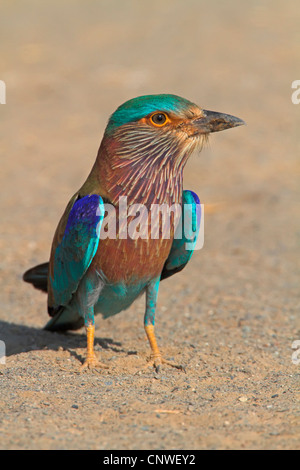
[80,352,109,371]
[143,325,185,373]
[148,353,186,373]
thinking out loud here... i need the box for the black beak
[193,110,245,134]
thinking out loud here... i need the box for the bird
[23,94,244,371]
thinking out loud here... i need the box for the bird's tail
[23,262,49,293]
[44,304,84,332]
[23,262,84,332]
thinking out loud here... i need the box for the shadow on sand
[0,320,124,359]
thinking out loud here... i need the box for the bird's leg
[82,321,97,368]
[144,323,162,367]
[78,274,108,370]
[144,279,185,372]
[80,315,108,370]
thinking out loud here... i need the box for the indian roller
[23,94,244,371]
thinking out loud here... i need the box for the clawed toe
[80,353,108,371]
[149,355,186,373]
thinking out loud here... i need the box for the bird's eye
[150,112,169,127]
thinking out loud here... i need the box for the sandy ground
[0,0,299,450]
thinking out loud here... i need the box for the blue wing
[49,194,105,307]
[161,190,201,280]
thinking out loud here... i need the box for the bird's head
[96,94,244,204]
[104,94,244,168]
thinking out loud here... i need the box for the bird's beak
[193,110,245,134]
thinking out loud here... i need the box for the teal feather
[49,194,104,308]
[161,190,201,280]
[106,94,197,132]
